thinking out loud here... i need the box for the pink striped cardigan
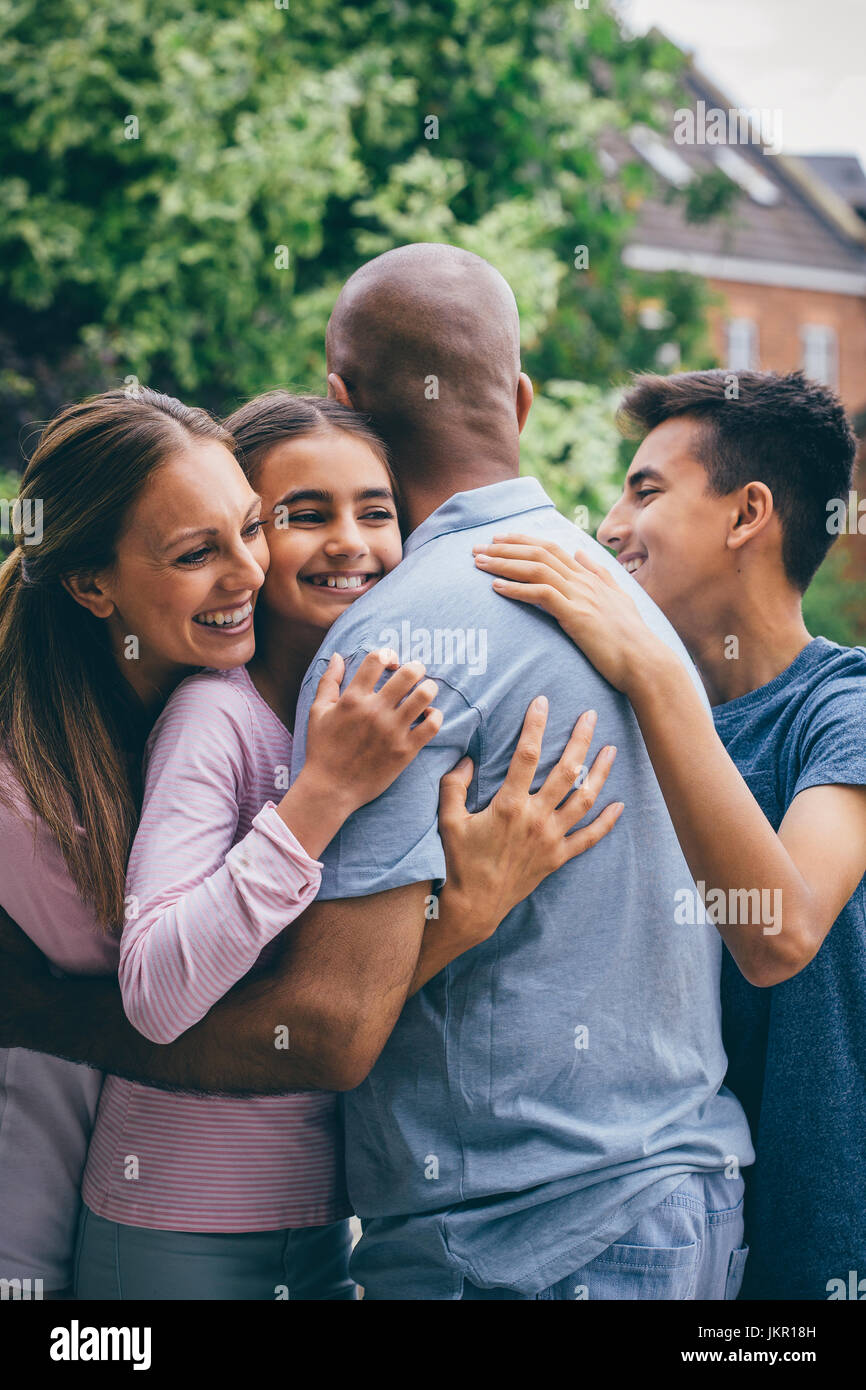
[81,666,350,1231]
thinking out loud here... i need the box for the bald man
[288,244,753,1300]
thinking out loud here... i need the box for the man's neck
[392,444,519,536]
[676,580,812,706]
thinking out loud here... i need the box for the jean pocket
[579,1239,700,1301]
[724,1246,749,1301]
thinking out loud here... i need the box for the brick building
[609,64,866,591]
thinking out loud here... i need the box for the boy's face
[597,416,737,632]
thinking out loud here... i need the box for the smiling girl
[70,391,621,1301]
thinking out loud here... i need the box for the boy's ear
[61,571,115,620]
[727,481,775,553]
[327,373,353,409]
[516,371,534,434]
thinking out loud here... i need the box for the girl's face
[95,440,269,679]
[253,429,403,643]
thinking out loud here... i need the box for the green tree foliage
[0,0,712,480]
[2,0,856,642]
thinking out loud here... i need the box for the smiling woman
[0,387,250,932]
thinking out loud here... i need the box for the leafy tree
[0,0,712,477]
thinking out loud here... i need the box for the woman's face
[97,440,269,679]
[253,429,403,644]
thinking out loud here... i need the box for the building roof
[616,67,866,295]
[798,154,866,220]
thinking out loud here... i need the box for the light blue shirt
[291,477,753,1297]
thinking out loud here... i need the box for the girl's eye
[243,519,264,539]
[361,509,395,522]
[288,511,325,524]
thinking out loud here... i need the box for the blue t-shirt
[292,477,752,1298]
[715,637,866,1301]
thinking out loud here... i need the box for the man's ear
[727,481,775,553]
[61,571,116,620]
[327,373,354,410]
[516,371,534,434]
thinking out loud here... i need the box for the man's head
[326,244,533,515]
[597,369,857,632]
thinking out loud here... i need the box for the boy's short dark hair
[617,369,858,591]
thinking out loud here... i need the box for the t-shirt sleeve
[793,673,866,799]
[290,646,481,901]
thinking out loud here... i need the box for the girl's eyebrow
[277,487,395,505]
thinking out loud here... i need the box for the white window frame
[801,324,839,387]
[726,317,759,371]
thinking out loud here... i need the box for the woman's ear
[61,571,116,620]
[327,373,353,409]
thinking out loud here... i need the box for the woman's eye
[243,519,264,539]
[177,547,211,567]
[361,509,395,522]
[288,511,324,524]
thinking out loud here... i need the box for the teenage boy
[474,368,866,1300]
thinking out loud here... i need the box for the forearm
[407,887,493,995]
[9,969,331,1096]
[627,646,816,984]
[270,885,431,1088]
[5,886,432,1094]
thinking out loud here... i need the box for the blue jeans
[461,1171,748,1300]
[73,1205,356,1301]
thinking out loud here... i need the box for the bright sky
[617,0,866,170]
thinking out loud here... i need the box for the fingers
[378,659,432,708]
[311,652,346,709]
[487,533,579,574]
[556,743,618,831]
[439,756,474,826]
[396,676,440,726]
[474,540,578,587]
[534,709,598,810]
[407,703,443,751]
[572,549,618,586]
[499,696,549,799]
[561,799,624,860]
[487,577,570,620]
[343,647,400,696]
[475,553,573,596]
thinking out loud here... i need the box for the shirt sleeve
[119,676,323,1044]
[290,645,481,901]
[0,765,119,976]
[793,674,866,799]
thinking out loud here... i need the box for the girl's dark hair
[0,387,234,931]
[617,369,857,592]
[225,391,397,499]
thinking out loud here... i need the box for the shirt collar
[402,476,556,557]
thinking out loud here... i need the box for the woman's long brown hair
[0,387,233,933]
